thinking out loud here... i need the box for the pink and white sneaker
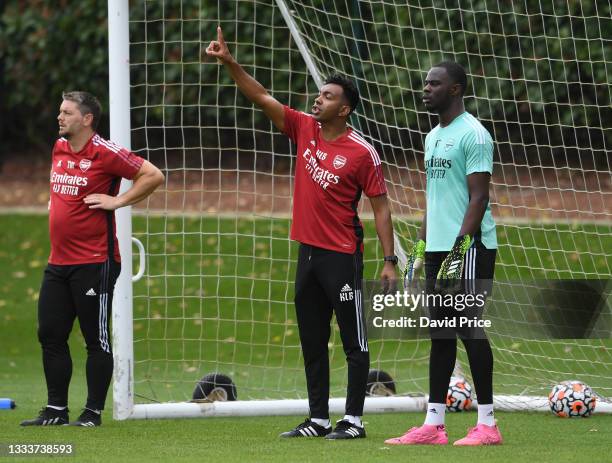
[453,423,503,446]
[384,424,448,445]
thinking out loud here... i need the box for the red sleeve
[51,139,60,157]
[101,145,145,180]
[282,105,311,143]
[51,139,64,162]
[357,149,387,197]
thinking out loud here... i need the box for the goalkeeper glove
[402,239,425,288]
[435,234,471,294]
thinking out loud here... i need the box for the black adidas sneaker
[67,408,101,427]
[325,419,366,439]
[20,407,69,426]
[279,418,331,438]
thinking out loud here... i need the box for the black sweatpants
[294,244,369,419]
[37,259,121,410]
[425,241,496,405]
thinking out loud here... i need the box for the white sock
[311,417,331,428]
[477,403,495,426]
[342,415,363,428]
[46,405,67,411]
[424,403,446,426]
[85,408,101,415]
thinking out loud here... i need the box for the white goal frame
[109,0,611,420]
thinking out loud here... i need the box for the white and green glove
[402,239,426,288]
[435,234,471,294]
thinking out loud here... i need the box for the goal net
[111,0,611,418]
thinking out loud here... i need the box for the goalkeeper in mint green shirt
[385,62,502,447]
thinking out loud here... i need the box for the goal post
[108,0,135,420]
[110,0,611,420]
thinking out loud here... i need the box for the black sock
[428,339,457,403]
[462,338,494,404]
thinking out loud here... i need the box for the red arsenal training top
[48,133,144,265]
[283,106,387,254]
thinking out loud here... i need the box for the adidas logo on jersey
[339,283,353,302]
[86,288,97,296]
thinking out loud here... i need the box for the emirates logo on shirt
[79,159,92,172]
[332,155,347,170]
[302,148,340,190]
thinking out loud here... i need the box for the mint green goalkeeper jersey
[424,111,497,251]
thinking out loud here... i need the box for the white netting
[125,0,611,408]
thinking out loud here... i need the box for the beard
[59,127,72,139]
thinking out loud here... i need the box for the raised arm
[206,26,285,132]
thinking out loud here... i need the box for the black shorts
[425,241,496,339]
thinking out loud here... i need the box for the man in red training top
[21,91,164,427]
[206,27,397,439]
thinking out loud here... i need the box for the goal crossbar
[123,396,612,420]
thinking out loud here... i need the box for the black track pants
[37,260,121,410]
[294,244,369,418]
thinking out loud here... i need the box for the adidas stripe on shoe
[20,407,69,426]
[279,418,331,438]
[325,419,366,440]
[67,408,102,427]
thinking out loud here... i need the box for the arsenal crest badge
[79,159,92,172]
[333,155,347,170]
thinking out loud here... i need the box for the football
[365,369,396,396]
[192,373,237,402]
[548,380,596,417]
[446,376,472,412]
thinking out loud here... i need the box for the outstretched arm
[206,26,285,132]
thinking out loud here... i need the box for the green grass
[0,213,610,462]
[1,411,610,463]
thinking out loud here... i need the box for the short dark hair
[323,74,360,114]
[432,61,468,96]
[62,91,102,130]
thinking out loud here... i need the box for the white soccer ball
[446,376,472,412]
[548,380,596,418]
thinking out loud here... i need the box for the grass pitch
[0,213,610,463]
[1,411,610,463]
